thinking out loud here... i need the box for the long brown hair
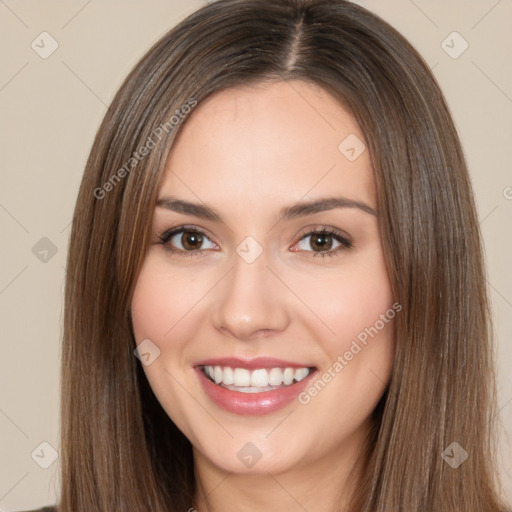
[60,0,509,510]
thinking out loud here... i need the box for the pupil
[183,232,202,250]
[312,233,332,251]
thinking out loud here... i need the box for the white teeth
[250,369,268,387]
[203,365,313,390]
[283,367,294,385]
[268,368,283,386]
[233,368,251,387]
[294,367,310,381]
[223,366,234,385]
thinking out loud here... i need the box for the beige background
[0,0,511,510]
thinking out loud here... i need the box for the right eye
[158,226,218,257]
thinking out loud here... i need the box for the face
[131,80,396,477]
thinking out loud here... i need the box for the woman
[24,0,510,510]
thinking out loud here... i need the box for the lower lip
[195,367,317,416]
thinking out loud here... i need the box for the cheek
[132,280,173,344]
[130,258,215,403]
[130,261,189,396]
[131,258,208,345]
[294,247,395,350]
[130,261,199,436]
[294,245,396,410]
[295,250,396,423]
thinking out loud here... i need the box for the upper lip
[194,357,316,370]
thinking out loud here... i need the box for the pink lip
[194,366,318,416]
[193,356,314,370]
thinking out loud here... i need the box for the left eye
[292,230,352,256]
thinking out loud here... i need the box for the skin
[131,80,396,512]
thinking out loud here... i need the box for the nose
[211,249,291,341]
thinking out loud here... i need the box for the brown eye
[180,231,203,250]
[310,232,335,251]
[159,227,217,255]
[292,228,352,258]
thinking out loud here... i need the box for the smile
[201,365,315,393]
[195,363,318,415]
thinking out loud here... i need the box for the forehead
[160,80,375,213]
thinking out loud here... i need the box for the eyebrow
[155,195,377,222]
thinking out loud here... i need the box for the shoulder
[18,507,56,512]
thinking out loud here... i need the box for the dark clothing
[20,508,56,512]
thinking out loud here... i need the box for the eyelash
[157,225,353,259]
